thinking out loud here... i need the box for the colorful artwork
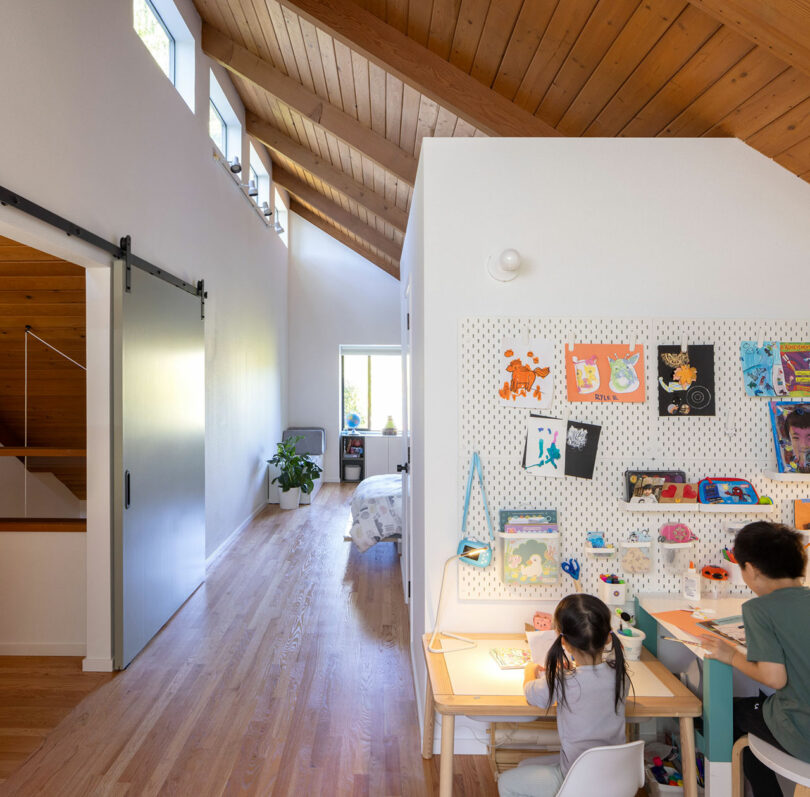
[564,420,601,480]
[657,345,715,416]
[502,536,559,584]
[565,344,645,403]
[770,401,810,473]
[740,341,787,397]
[498,338,554,408]
[781,343,810,396]
[523,415,566,477]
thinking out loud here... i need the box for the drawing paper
[564,420,601,479]
[498,338,554,408]
[523,414,566,478]
[565,344,645,403]
[657,344,715,416]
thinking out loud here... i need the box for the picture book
[498,509,558,533]
[498,338,554,408]
[780,343,810,396]
[564,419,601,480]
[697,616,746,646]
[769,401,810,473]
[565,344,645,403]
[657,345,715,416]
[624,470,686,502]
[490,647,531,670]
[795,499,810,532]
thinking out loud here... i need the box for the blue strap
[462,452,494,542]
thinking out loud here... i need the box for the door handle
[125,470,131,509]
[397,463,409,473]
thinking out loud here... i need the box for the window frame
[209,98,228,158]
[340,345,402,432]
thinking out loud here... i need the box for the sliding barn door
[112,261,205,669]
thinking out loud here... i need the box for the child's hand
[524,662,544,681]
[700,634,736,665]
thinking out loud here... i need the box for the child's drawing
[608,352,640,393]
[565,344,646,403]
[657,345,715,416]
[740,341,787,397]
[498,338,554,408]
[572,356,599,394]
[524,415,566,478]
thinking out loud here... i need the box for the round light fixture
[487,248,522,281]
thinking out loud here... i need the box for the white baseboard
[82,657,114,672]
[0,643,85,656]
[206,501,266,567]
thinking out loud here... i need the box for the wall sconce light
[261,202,272,217]
[487,248,522,282]
[229,156,242,174]
[247,179,258,197]
[274,220,285,234]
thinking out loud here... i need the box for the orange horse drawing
[506,359,551,394]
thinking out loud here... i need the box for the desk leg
[680,716,697,797]
[439,714,455,797]
[422,676,435,759]
[703,657,734,797]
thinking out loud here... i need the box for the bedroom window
[341,346,402,432]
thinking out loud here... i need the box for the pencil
[661,636,704,647]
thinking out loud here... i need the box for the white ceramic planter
[279,487,300,510]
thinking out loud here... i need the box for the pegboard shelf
[620,502,700,513]
[763,471,810,482]
[458,315,810,601]
[700,503,775,514]
[619,500,774,514]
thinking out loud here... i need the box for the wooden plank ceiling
[0,236,86,499]
[196,0,810,278]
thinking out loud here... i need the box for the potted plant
[269,436,323,510]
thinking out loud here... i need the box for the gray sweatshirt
[524,662,627,774]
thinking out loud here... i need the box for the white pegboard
[458,317,810,601]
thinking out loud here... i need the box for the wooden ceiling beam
[202,23,417,185]
[686,0,810,77]
[290,200,399,279]
[275,0,560,138]
[247,114,409,233]
[273,166,402,261]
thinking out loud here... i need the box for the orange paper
[565,344,646,403]
[795,499,810,532]
[652,610,709,639]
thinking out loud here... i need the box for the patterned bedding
[349,474,402,552]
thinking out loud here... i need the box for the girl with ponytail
[498,594,632,797]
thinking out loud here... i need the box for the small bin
[645,766,704,797]
[620,542,652,574]
[497,531,559,585]
[728,561,745,586]
[344,464,362,481]
[598,579,626,606]
[617,627,645,661]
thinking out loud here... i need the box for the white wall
[287,212,400,481]
[403,137,810,748]
[0,0,287,663]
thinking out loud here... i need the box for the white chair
[556,739,644,797]
[732,734,810,797]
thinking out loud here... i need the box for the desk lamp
[428,545,490,654]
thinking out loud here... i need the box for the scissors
[561,558,581,592]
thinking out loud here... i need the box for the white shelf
[619,501,775,514]
[620,501,700,513]
[763,470,810,482]
[699,503,775,514]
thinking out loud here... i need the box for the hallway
[1,484,495,796]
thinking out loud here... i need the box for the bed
[349,474,403,552]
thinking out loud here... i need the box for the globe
[345,412,361,430]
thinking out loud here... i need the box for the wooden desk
[422,633,702,797]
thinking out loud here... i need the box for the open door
[399,277,412,605]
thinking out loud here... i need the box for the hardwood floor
[0,484,497,796]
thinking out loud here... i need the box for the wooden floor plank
[0,485,497,795]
